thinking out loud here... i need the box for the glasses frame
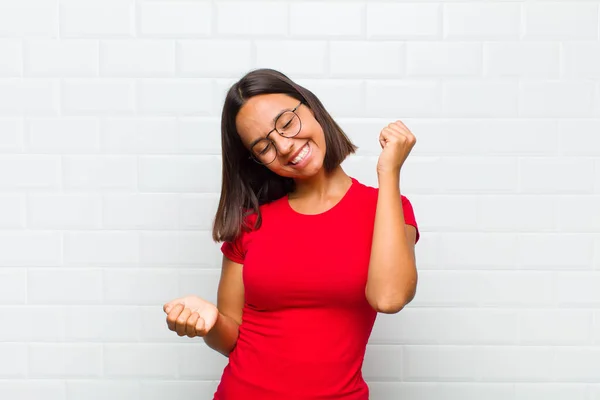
[248,101,303,165]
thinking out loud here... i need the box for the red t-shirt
[214,177,419,400]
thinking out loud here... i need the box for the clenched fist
[163,295,219,338]
[377,120,416,175]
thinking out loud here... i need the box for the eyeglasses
[248,101,303,165]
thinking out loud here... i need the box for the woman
[163,68,420,399]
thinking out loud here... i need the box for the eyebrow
[247,107,290,149]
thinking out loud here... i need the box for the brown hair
[212,68,357,243]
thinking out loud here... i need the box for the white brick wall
[0,1,599,399]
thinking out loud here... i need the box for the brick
[66,381,139,400]
[140,305,182,342]
[518,310,593,345]
[178,343,229,379]
[64,232,138,267]
[177,118,221,154]
[484,42,560,78]
[519,157,595,194]
[553,347,600,381]
[178,194,221,231]
[403,345,481,381]
[440,233,517,269]
[365,81,441,118]
[480,271,554,307]
[0,118,23,152]
[178,269,221,305]
[0,194,25,228]
[101,40,175,77]
[27,194,101,229]
[480,346,555,381]
[104,344,178,378]
[140,231,220,267]
[520,82,596,118]
[140,1,211,37]
[478,195,557,232]
[515,384,588,400]
[103,269,179,305]
[101,117,177,154]
[562,42,600,79]
[62,80,135,115]
[407,42,482,77]
[140,381,218,400]
[178,40,252,76]
[62,156,137,191]
[330,42,404,77]
[409,195,478,232]
[255,41,328,76]
[65,306,141,342]
[24,40,98,76]
[0,79,59,116]
[369,383,513,400]
[137,79,213,115]
[0,306,65,342]
[103,194,179,229]
[0,232,61,267]
[363,345,403,380]
[556,272,600,306]
[443,81,519,117]
[138,155,221,193]
[60,0,133,37]
[290,3,363,37]
[410,271,480,307]
[524,2,599,40]
[217,2,286,36]
[444,3,521,39]
[0,380,66,400]
[29,344,102,377]
[478,120,559,156]
[0,268,26,304]
[372,308,518,345]
[0,0,58,37]
[559,120,600,156]
[517,234,594,270]
[367,3,440,39]
[440,157,518,193]
[558,196,600,233]
[0,40,22,76]
[295,79,364,118]
[0,344,27,377]
[28,269,103,305]
[27,118,99,153]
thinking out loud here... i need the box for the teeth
[290,144,309,165]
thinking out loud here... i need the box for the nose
[271,134,294,156]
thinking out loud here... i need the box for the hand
[377,120,416,175]
[163,295,219,338]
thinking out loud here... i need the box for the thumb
[163,298,184,314]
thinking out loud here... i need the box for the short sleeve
[401,195,420,244]
[221,233,245,264]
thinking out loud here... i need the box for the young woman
[163,68,420,400]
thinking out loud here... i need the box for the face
[235,93,326,179]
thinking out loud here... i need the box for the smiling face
[236,93,327,179]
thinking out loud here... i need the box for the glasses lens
[275,111,300,138]
[251,139,276,165]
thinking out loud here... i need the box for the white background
[1,0,600,399]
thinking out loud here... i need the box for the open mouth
[288,142,310,165]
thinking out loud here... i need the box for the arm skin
[365,171,418,314]
[203,256,245,357]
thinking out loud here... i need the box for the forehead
[236,93,298,143]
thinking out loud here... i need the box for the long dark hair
[212,68,357,243]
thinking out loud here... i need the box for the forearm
[203,312,240,357]
[366,171,417,314]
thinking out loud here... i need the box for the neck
[290,166,351,200]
